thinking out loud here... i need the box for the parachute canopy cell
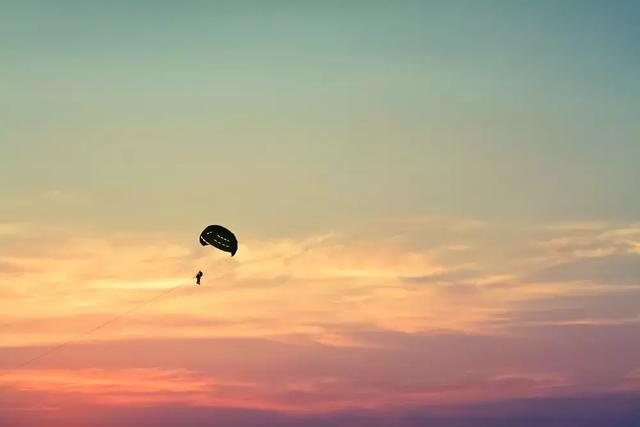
[199,225,238,256]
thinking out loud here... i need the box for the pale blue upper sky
[1,1,638,235]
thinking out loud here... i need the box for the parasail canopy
[199,225,238,256]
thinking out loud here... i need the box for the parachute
[199,225,238,256]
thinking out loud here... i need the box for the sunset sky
[1,1,640,426]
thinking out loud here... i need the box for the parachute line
[2,283,185,374]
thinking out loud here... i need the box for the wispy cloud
[2,218,640,420]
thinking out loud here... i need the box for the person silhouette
[195,271,203,285]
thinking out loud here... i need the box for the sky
[1,1,639,426]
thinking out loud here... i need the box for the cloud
[2,218,640,425]
[529,254,640,286]
[1,378,639,427]
[502,290,640,325]
[4,318,640,412]
[3,219,640,352]
[0,368,213,403]
[0,225,504,348]
[544,221,612,232]
[402,268,479,283]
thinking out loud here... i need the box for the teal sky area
[1,1,639,236]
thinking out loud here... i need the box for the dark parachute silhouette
[199,225,238,256]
